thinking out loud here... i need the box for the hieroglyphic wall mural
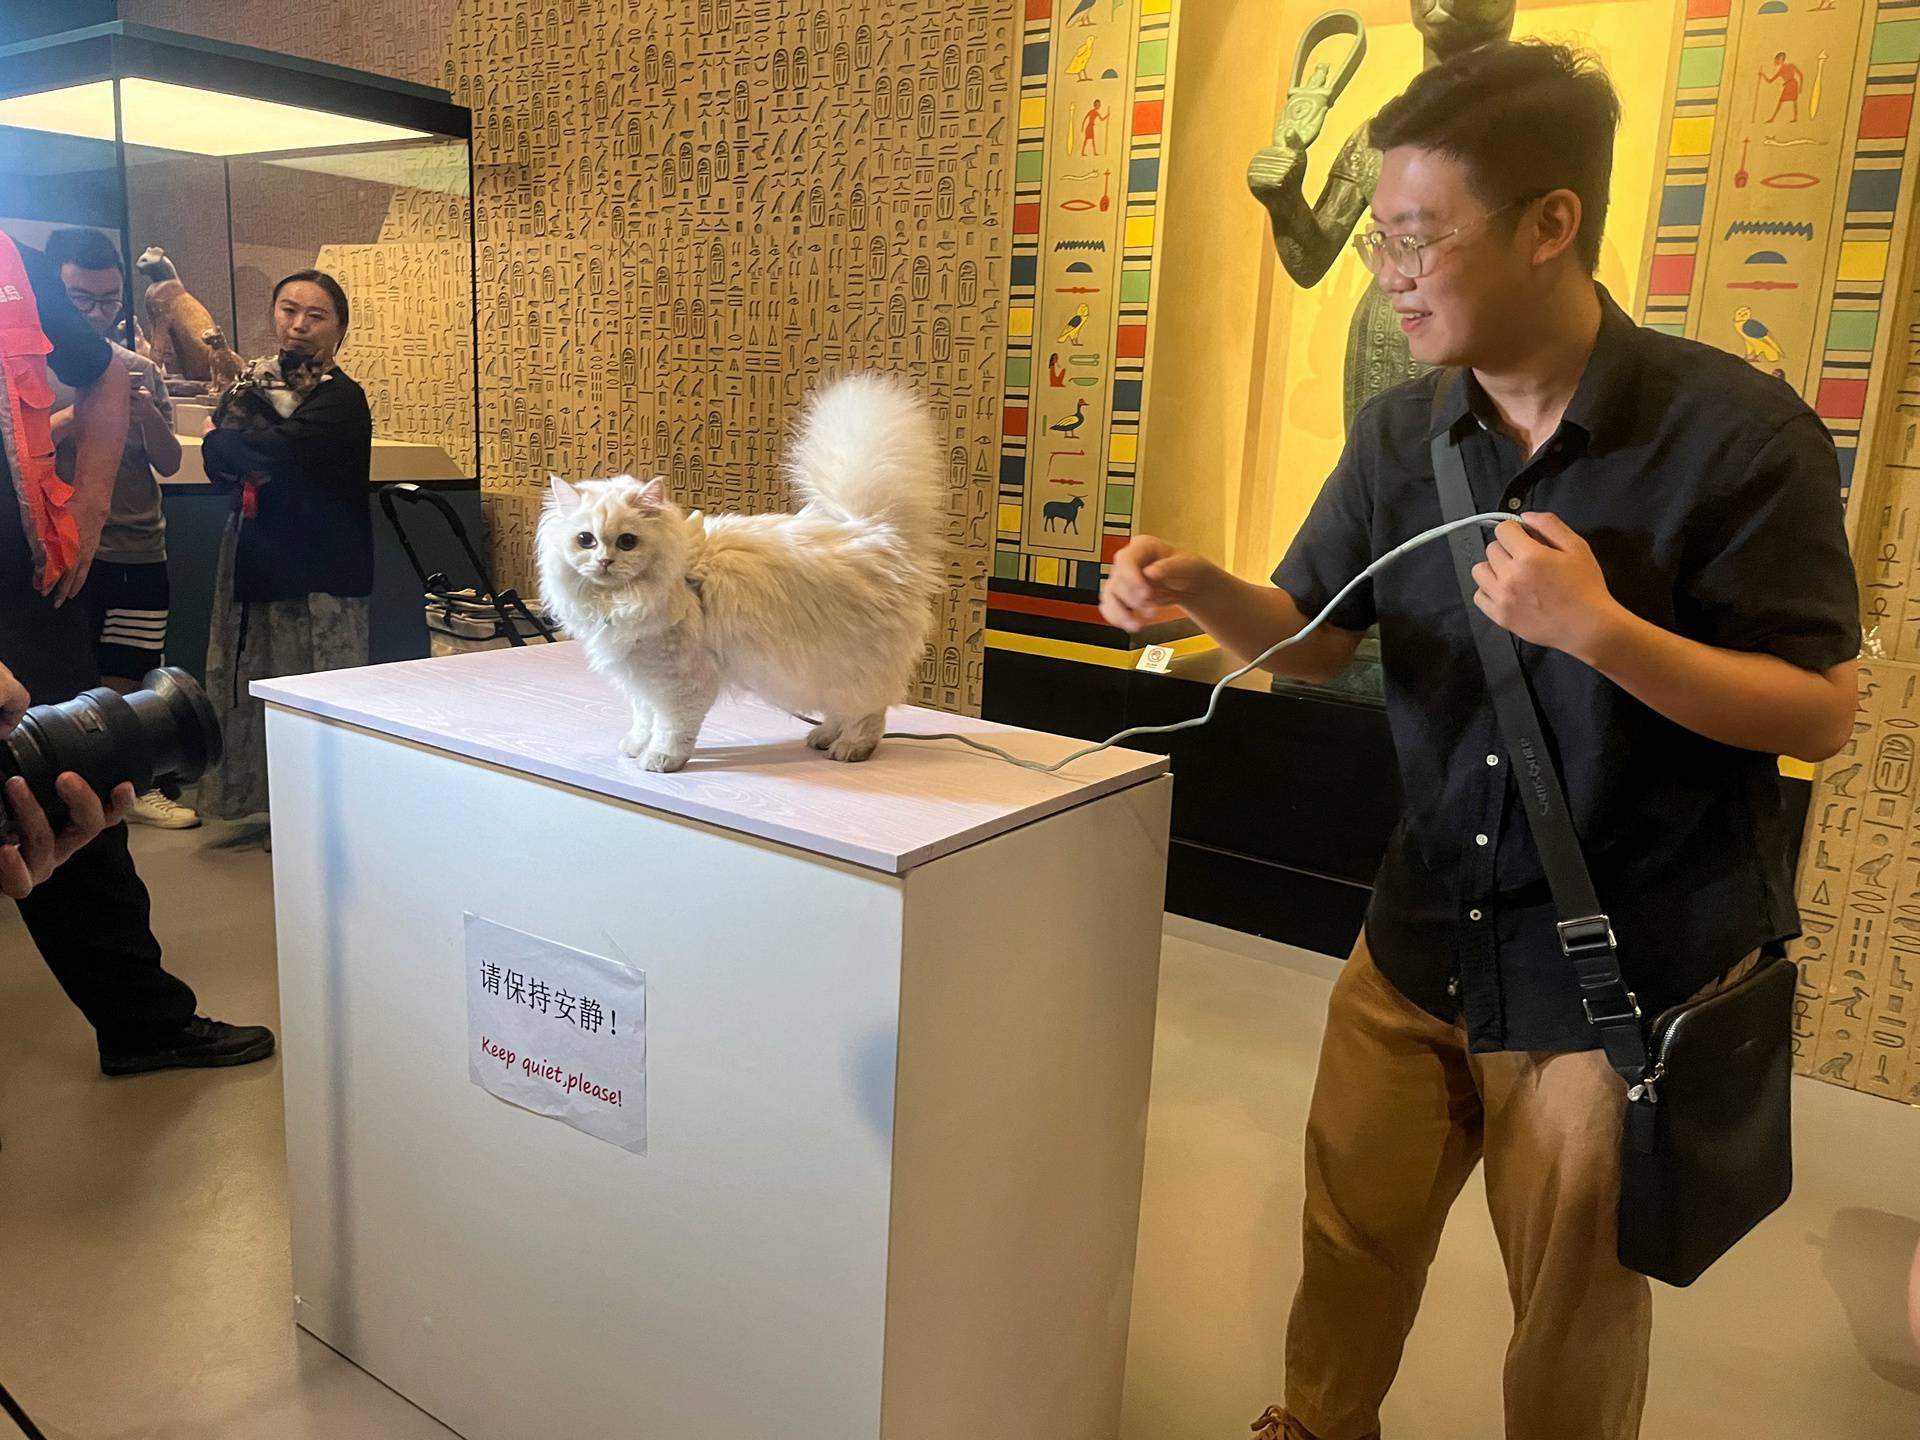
[994,0,1176,596]
[318,236,477,472]
[128,1,455,87]
[1851,239,1920,659]
[1790,160,1920,1104]
[1639,0,1920,1102]
[1638,0,1920,1102]
[1790,656,1920,1105]
[316,167,478,476]
[129,0,1019,714]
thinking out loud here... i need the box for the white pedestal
[258,644,1171,1440]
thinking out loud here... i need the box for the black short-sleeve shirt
[1273,289,1860,1053]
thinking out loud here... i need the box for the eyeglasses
[65,292,123,317]
[1351,199,1532,280]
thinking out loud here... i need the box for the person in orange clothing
[0,229,273,1076]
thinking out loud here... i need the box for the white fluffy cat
[537,374,944,772]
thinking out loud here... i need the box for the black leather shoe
[100,1017,277,1077]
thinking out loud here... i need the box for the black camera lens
[0,668,221,842]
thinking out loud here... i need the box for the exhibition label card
[465,914,648,1154]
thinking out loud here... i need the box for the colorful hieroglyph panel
[1640,0,1920,519]
[994,0,1176,595]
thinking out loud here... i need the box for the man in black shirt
[0,230,274,1076]
[1103,44,1857,1439]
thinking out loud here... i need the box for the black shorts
[80,559,170,683]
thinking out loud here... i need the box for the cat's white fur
[537,374,944,772]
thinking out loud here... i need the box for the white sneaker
[130,790,201,829]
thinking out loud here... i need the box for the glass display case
[0,18,477,484]
[0,16,486,677]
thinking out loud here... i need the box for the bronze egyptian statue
[1248,0,1517,430]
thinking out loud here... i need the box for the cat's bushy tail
[787,374,945,562]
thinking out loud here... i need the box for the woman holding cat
[199,270,372,831]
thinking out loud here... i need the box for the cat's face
[279,352,326,396]
[541,475,677,589]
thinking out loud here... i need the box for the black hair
[272,269,350,331]
[44,227,123,276]
[1370,40,1621,272]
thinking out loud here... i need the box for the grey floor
[0,827,1916,1439]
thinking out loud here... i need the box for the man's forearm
[69,357,129,525]
[1581,607,1855,761]
[1184,568,1361,682]
[139,407,182,475]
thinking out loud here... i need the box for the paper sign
[465,914,648,1154]
[1137,644,1174,674]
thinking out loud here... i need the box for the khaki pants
[1277,935,1756,1440]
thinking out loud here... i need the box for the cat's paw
[806,721,841,751]
[619,727,653,758]
[828,735,880,763]
[641,746,690,773]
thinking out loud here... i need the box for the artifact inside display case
[0,20,478,484]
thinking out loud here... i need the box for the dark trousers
[0,568,195,1049]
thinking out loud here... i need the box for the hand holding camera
[0,774,133,900]
[0,664,220,899]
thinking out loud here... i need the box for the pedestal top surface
[254,642,1168,873]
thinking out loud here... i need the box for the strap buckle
[1562,915,1635,1026]
[1557,914,1617,960]
[1581,989,1642,1027]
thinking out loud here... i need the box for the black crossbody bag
[1429,382,1797,1286]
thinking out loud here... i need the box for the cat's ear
[632,476,667,513]
[546,474,580,510]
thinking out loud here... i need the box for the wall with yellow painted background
[1142,0,1676,579]
[1130,0,1289,577]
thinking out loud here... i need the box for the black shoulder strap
[1427,372,1651,1085]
